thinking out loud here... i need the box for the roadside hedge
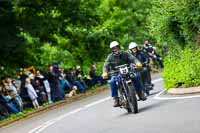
[163,46,200,89]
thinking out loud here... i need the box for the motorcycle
[109,64,138,113]
[140,63,154,96]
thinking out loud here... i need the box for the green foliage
[0,0,199,89]
[163,46,200,88]
[9,0,152,71]
[39,43,75,70]
[148,0,200,46]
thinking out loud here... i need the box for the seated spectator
[60,70,77,97]
[89,65,106,86]
[0,85,19,114]
[25,78,40,109]
[37,70,53,104]
[0,103,9,120]
[4,77,23,112]
[66,68,86,93]
[33,79,47,105]
[18,70,32,108]
[60,69,73,92]
[76,66,92,87]
[75,66,88,89]
[33,70,48,104]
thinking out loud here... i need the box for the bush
[163,46,200,89]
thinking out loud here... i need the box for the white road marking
[28,97,111,133]
[153,79,200,100]
[152,78,163,84]
[29,78,163,133]
[153,90,200,100]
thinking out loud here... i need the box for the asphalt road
[1,74,200,133]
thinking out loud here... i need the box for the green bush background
[163,46,200,89]
[0,0,199,88]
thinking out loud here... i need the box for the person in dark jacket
[0,104,9,120]
[76,66,92,87]
[75,66,88,89]
[102,41,146,107]
[143,40,163,68]
[129,42,154,93]
[89,64,106,85]
[66,68,86,93]
[47,65,64,102]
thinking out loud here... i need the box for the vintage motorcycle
[109,64,138,113]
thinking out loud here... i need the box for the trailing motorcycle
[140,63,154,96]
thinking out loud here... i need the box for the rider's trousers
[109,72,143,97]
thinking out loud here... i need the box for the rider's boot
[138,91,147,101]
[149,83,154,90]
[113,97,120,107]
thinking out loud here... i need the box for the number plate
[119,67,128,74]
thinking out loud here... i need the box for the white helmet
[129,42,138,50]
[110,41,119,49]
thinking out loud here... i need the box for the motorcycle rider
[143,40,163,68]
[102,41,146,107]
[129,42,154,93]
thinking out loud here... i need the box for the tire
[145,83,150,96]
[126,83,138,113]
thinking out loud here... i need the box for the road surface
[1,74,200,133]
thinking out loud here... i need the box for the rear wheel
[144,82,150,96]
[126,83,138,113]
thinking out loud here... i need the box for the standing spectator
[41,70,53,104]
[89,65,106,86]
[34,70,48,104]
[25,78,40,109]
[43,79,53,104]
[47,64,64,102]
[4,77,23,112]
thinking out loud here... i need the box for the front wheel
[126,83,138,113]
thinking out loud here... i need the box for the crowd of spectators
[0,63,106,120]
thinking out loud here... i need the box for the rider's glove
[136,63,143,71]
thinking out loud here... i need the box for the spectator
[46,65,64,102]
[41,70,53,104]
[60,69,73,93]
[58,70,77,98]
[34,70,48,104]
[75,66,88,89]
[89,65,106,86]
[143,40,164,68]
[0,104,9,120]
[66,68,86,93]
[0,85,19,113]
[4,77,23,112]
[25,78,40,109]
[18,70,32,108]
